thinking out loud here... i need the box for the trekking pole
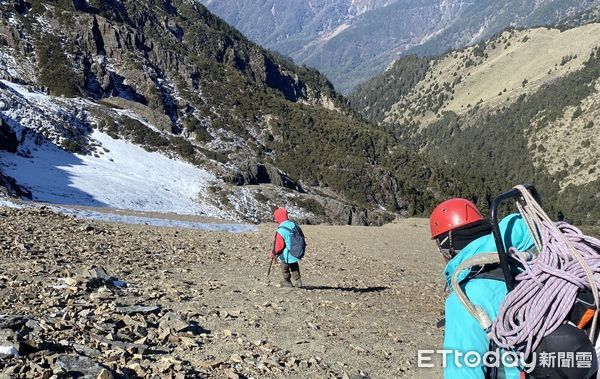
[267,256,274,277]
[267,231,278,277]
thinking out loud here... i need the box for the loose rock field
[0,206,445,378]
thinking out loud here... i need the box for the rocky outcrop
[0,119,18,153]
[0,170,30,199]
[0,120,31,198]
[322,199,395,226]
[0,81,93,153]
[224,160,302,191]
[0,0,437,225]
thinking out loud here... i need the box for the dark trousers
[280,262,301,282]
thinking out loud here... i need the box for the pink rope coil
[490,221,600,357]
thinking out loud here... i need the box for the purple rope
[490,221,600,357]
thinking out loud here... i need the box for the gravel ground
[0,206,446,378]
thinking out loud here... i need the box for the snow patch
[7,16,20,26]
[0,80,235,218]
[0,198,22,209]
[50,206,256,233]
[0,129,230,217]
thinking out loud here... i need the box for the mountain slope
[0,0,445,224]
[350,22,600,224]
[200,0,600,92]
[202,0,393,49]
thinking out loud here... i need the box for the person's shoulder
[276,221,294,231]
[498,213,535,250]
[500,213,523,224]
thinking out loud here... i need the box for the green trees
[395,48,600,223]
[349,56,430,121]
[36,35,81,97]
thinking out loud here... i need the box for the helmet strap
[436,232,457,261]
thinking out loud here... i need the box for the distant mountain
[0,0,448,224]
[350,20,600,224]
[200,0,600,93]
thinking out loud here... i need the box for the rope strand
[490,186,600,357]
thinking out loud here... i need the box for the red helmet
[430,198,484,238]
[273,207,289,223]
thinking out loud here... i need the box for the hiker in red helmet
[269,207,306,288]
[430,198,535,378]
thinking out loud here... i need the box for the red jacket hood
[274,208,289,223]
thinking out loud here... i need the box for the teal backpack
[279,222,306,259]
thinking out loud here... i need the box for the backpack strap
[278,225,294,233]
[468,264,506,282]
[450,253,500,331]
[276,225,294,264]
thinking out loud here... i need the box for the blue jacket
[276,220,301,264]
[443,213,535,378]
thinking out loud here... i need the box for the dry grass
[529,79,600,189]
[385,23,600,127]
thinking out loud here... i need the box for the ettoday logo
[418,349,595,372]
[418,349,535,372]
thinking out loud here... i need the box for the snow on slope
[51,206,256,232]
[0,129,227,217]
[0,198,22,208]
[0,199,255,232]
[0,80,234,219]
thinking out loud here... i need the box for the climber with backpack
[430,196,536,378]
[432,185,600,379]
[269,207,306,288]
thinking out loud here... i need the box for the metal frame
[486,184,541,379]
[489,183,541,292]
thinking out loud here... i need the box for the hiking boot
[279,280,293,288]
[293,279,303,288]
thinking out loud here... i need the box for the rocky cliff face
[202,0,392,47]
[0,169,30,198]
[0,0,434,225]
[201,0,600,92]
[0,119,29,198]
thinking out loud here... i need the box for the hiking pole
[267,256,274,277]
[267,231,278,277]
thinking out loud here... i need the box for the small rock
[115,305,160,315]
[0,315,30,330]
[88,267,110,280]
[82,224,95,233]
[63,277,78,287]
[229,354,243,363]
[55,354,105,378]
[96,369,114,379]
[89,287,113,301]
[159,312,189,333]
[73,344,102,358]
[223,368,239,379]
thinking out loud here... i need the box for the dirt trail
[0,207,446,378]
[182,221,447,378]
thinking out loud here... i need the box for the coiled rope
[490,185,600,358]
